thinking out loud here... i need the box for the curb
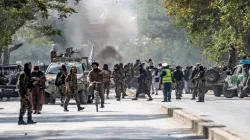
[160,105,250,140]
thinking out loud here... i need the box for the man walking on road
[132,64,153,101]
[55,65,67,106]
[191,63,201,100]
[192,66,206,102]
[64,66,85,112]
[173,66,184,99]
[161,63,174,102]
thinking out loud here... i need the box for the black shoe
[168,100,171,102]
[132,98,138,100]
[78,106,85,111]
[147,98,153,101]
[33,111,37,114]
[87,99,93,104]
[64,106,69,112]
[196,100,202,102]
[191,98,195,100]
[124,94,128,96]
[18,120,27,125]
[27,119,37,124]
[100,103,105,108]
[161,100,167,102]
[122,96,125,99]
[106,96,109,99]
[156,93,158,95]
[37,111,41,114]
[60,103,63,107]
[117,98,121,101]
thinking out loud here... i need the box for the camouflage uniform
[175,81,183,99]
[17,72,35,124]
[103,70,111,98]
[228,45,238,70]
[124,65,131,89]
[196,71,206,102]
[119,63,126,97]
[113,70,123,100]
[56,71,68,104]
[145,68,153,93]
[64,69,84,111]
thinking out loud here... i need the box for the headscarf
[50,44,56,53]
[103,64,108,70]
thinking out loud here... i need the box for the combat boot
[27,116,37,124]
[117,98,121,101]
[18,116,27,125]
[77,105,85,111]
[196,97,202,102]
[100,102,105,108]
[132,98,138,100]
[64,106,69,112]
[147,98,153,101]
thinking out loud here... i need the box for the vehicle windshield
[46,63,83,74]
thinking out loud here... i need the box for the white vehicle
[44,57,91,104]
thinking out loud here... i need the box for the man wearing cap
[173,66,184,99]
[55,65,68,106]
[31,65,46,114]
[88,62,105,108]
[161,63,174,102]
[64,66,85,112]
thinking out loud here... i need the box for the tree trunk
[3,43,23,65]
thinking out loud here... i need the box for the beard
[94,68,98,72]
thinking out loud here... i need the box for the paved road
[149,90,250,136]
[0,93,203,140]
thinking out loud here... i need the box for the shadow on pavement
[0,127,204,140]
[0,114,170,123]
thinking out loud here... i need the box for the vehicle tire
[206,69,220,83]
[213,86,222,97]
[237,86,245,98]
[44,92,50,104]
[223,83,235,98]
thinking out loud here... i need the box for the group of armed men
[16,58,207,125]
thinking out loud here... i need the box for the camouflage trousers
[64,88,80,107]
[115,83,123,99]
[191,82,198,99]
[198,82,206,99]
[121,80,126,95]
[175,81,183,98]
[103,81,110,97]
[19,94,33,118]
[146,80,152,93]
[58,85,66,104]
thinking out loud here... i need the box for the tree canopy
[0,0,81,50]
[163,0,250,62]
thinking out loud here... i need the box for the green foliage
[163,0,250,62]
[0,0,81,50]
[130,0,204,66]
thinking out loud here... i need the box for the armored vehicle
[44,55,91,104]
[223,60,250,98]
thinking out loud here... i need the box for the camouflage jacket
[112,70,123,84]
[65,73,77,89]
[17,72,33,96]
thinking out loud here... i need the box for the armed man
[228,43,238,70]
[55,65,68,107]
[119,63,127,98]
[64,66,85,112]
[192,66,206,102]
[113,64,123,101]
[17,63,37,125]
[173,66,184,99]
[190,63,201,100]
[102,64,111,99]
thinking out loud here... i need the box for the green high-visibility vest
[162,69,172,83]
